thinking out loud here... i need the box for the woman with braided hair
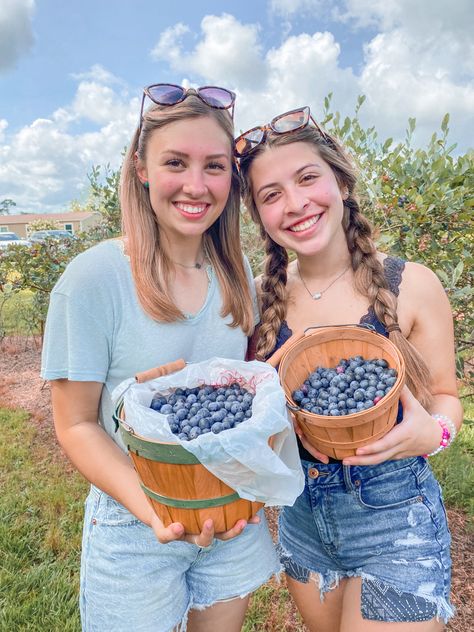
[236,107,462,631]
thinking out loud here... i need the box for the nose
[285,186,309,215]
[182,170,208,198]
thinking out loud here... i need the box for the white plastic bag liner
[113,357,304,506]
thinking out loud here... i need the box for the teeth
[176,203,207,214]
[289,216,320,232]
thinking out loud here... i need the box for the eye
[262,190,280,204]
[165,158,185,168]
[300,172,317,184]
[207,161,226,171]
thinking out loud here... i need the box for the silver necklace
[297,262,351,300]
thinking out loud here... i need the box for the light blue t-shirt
[41,239,258,451]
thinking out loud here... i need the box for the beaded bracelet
[424,414,457,457]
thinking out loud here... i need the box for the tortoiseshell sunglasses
[234,106,331,157]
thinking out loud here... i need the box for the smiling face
[249,141,348,257]
[136,115,233,245]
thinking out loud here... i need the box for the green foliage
[0,164,122,335]
[0,198,16,214]
[320,94,473,383]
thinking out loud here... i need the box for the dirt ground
[1,335,472,631]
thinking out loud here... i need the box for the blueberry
[293,389,304,403]
[189,427,202,440]
[354,389,365,401]
[211,422,224,434]
[346,397,356,409]
[221,421,231,431]
[159,404,173,415]
[178,432,188,441]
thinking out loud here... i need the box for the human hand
[342,386,442,466]
[292,415,329,464]
[150,511,259,546]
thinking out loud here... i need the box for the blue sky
[1,0,473,213]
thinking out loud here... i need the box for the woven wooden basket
[113,336,296,534]
[114,399,264,534]
[278,325,405,459]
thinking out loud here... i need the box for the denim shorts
[80,485,279,632]
[279,457,454,623]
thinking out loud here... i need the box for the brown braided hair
[240,126,432,407]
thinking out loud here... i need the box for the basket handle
[303,322,376,335]
[135,359,186,383]
[266,330,305,368]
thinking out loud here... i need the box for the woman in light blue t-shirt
[41,86,279,632]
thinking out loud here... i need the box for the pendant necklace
[171,248,207,270]
[172,258,205,270]
[297,261,351,300]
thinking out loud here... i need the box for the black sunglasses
[139,83,236,132]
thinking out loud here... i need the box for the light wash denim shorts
[80,485,279,632]
[279,457,454,624]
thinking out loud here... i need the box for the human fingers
[186,519,215,547]
[214,519,248,541]
[150,513,185,544]
[298,431,330,464]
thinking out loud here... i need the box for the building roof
[0,211,99,224]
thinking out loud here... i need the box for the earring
[143,181,149,189]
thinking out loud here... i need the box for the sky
[0,0,473,214]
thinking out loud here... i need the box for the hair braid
[344,199,432,407]
[256,236,289,360]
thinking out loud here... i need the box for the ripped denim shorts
[279,457,454,623]
[80,485,279,632]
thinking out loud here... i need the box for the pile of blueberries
[292,355,398,417]
[150,383,255,441]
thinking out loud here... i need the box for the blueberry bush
[0,166,121,337]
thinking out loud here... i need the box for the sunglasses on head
[138,83,236,132]
[234,106,331,158]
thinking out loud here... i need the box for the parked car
[0,232,31,250]
[28,229,75,242]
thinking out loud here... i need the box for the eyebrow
[161,150,230,160]
[256,162,321,197]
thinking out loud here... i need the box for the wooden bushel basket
[278,325,406,460]
[113,336,297,534]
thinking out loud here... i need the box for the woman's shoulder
[54,239,128,294]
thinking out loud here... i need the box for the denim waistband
[301,456,428,490]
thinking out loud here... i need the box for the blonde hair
[121,94,254,335]
[240,126,432,407]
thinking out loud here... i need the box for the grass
[0,408,87,631]
[1,401,472,631]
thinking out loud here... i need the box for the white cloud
[1,6,473,214]
[0,70,137,212]
[0,119,8,143]
[152,14,266,89]
[0,0,35,72]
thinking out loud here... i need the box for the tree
[0,199,16,214]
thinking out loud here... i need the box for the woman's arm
[343,262,463,465]
[51,379,254,543]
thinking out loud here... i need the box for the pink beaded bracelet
[424,414,456,458]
